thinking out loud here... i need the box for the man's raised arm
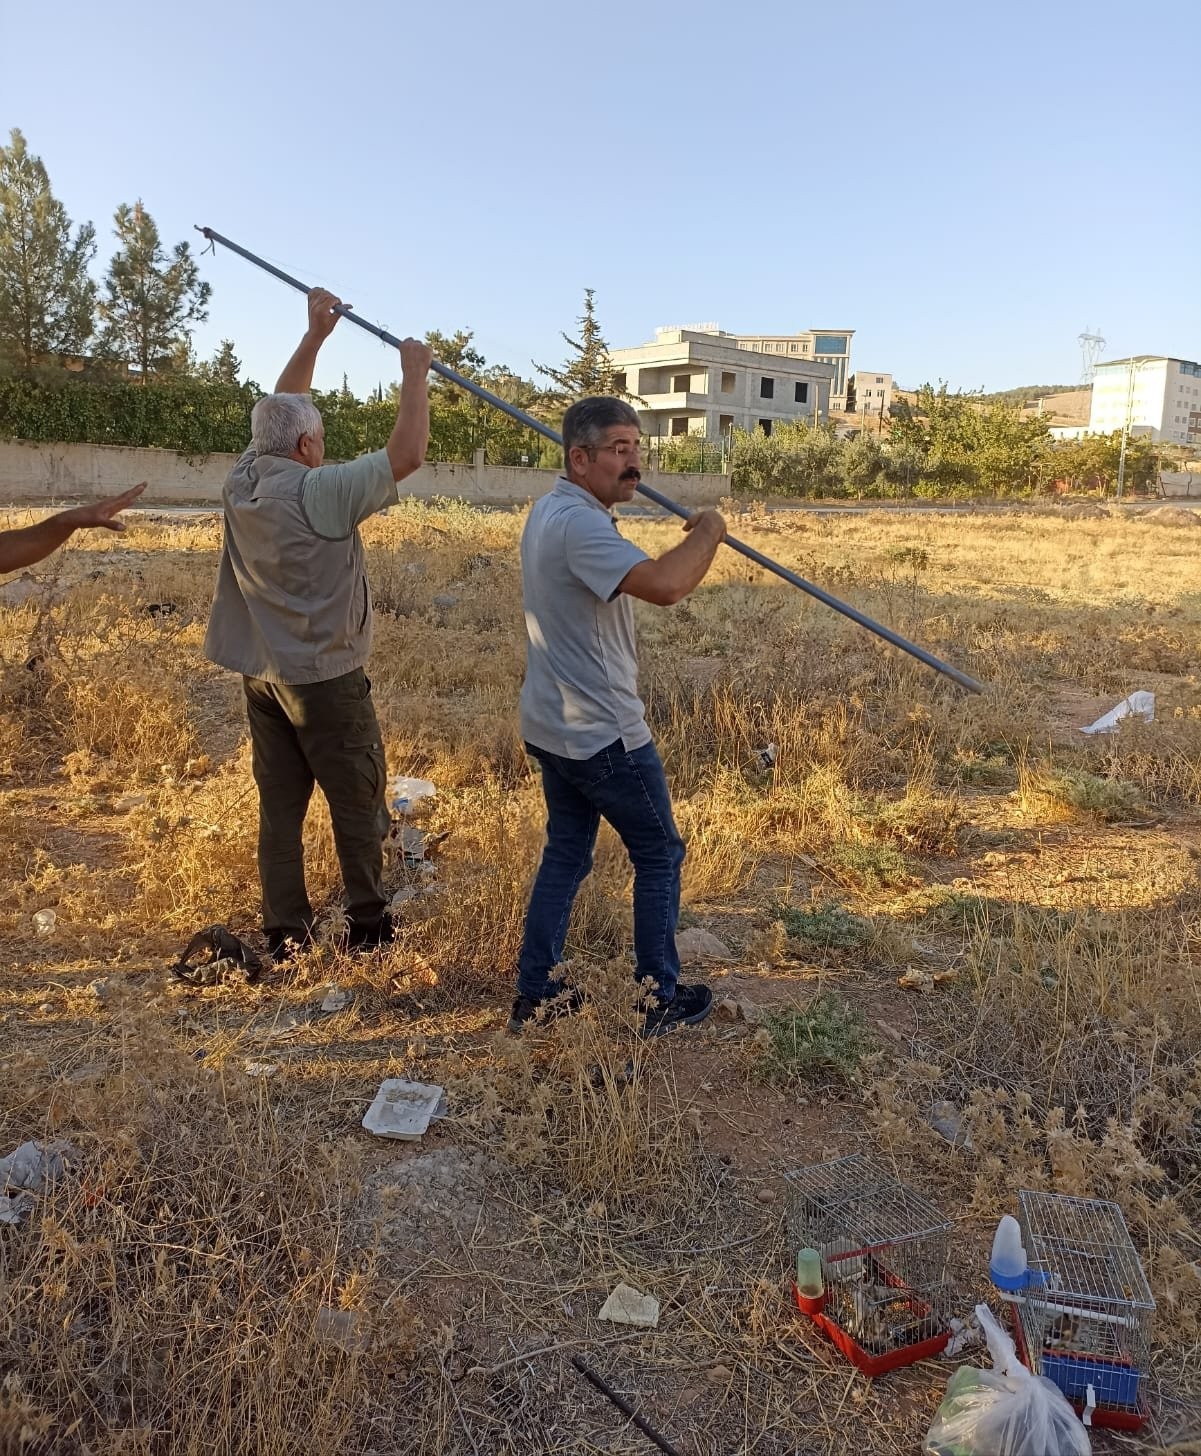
[275,288,346,393]
[385,339,433,482]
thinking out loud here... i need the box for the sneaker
[507,982,584,1034]
[347,912,396,952]
[643,982,713,1038]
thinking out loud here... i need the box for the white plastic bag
[1080,690,1155,735]
[387,775,436,814]
[924,1304,1090,1456]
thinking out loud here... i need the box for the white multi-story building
[728,328,855,409]
[1088,356,1201,445]
[609,328,834,441]
[851,371,893,416]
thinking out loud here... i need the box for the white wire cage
[1016,1191,1155,1415]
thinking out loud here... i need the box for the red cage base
[791,1282,950,1376]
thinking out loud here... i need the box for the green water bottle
[796,1247,824,1299]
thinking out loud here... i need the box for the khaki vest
[204,451,373,685]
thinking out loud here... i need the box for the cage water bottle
[796,1247,824,1299]
[989,1214,1029,1291]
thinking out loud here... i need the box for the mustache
[620,468,642,482]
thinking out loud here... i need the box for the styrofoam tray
[362,1079,448,1140]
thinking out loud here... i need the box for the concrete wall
[0,439,728,509]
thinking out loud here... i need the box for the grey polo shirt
[519,477,651,759]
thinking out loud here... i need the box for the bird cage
[786,1154,953,1375]
[1013,1191,1155,1430]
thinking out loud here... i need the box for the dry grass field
[2,495,1201,1454]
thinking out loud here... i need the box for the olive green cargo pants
[243,667,389,936]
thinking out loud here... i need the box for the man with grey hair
[205,288,432,961]
[512,395,727,1035]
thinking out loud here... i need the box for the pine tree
[0,128,97,372]
[534,288,629,402]
[98,201,211,382]
[197,339,242,386]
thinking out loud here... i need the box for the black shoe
[643,983,713,1038]
[507,983,583,1034]
[266,927,311,965]
[347,912,396,951]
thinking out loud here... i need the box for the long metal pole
[195,226,986,695]
[570,1356,683,1456]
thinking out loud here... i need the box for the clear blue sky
[7,0,1199,396]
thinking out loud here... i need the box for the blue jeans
[517,739,686,1003]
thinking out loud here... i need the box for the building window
[760,377,774,399]
[759,418,773,436]
[794,382,808,404]
[672,373,691,393]
[876,376,884,384]
[670,417,689,436]
[612,372,627,393]
[720,371,736,393]
[790,343,799,352]
[718,414,734,434]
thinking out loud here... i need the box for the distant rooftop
[1098,355,1199,369]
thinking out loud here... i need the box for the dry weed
[5,500,1201,1449]
[0,1005,418,1455]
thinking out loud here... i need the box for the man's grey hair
[562,396,641,467]
[250,392,324,457]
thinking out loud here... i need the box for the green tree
[425,328,485,384]
[401,328,551,465]
[98,202,211,382]
[413,327,486,460]
[534,288,627,401]
[883,439,924,497]
[165,336,197,377]
[842,432,886,495]
[790,421,846,496]
[915,385,980,493]
[891,385,1054,496]
[973,402,1050,494]
[0,128,97,372]
[195,340,243,386]
[1045,430,1158,495]
[729,426,795,494]
[729,419,847,497]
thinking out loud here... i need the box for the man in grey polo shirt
[512,396,727,1035]
[204,288,432,961]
